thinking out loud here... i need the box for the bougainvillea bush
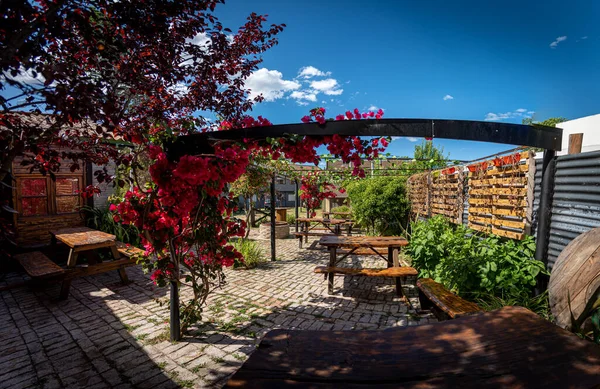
[110,107,389,334]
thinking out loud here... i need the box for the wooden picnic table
[319,235,409,295]
[225,306,600,388]
[51,227,132,299]
[296,217,352,235]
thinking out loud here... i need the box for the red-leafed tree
[1,0,284,184]
[1,0,391,340]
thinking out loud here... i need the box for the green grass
[190,363,206,373]
[123,323,141,332]
[144,330,170,345]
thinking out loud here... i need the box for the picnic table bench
[295,217,352,248]
[225,306,600,388]
[318,235,410,296]
[50,227,139,299]
[14,251,65,279]
[417,278,482,320]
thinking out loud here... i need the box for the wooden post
[270,175,276,262]
[568,133,583,155]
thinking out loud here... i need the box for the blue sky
[217,0,600,160]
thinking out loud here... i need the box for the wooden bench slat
[14,251,65,278]
[338,247,388,256]
[115,241,144,258]
[417,278,482,319]
[294,232,336,237]
[314,266,418,277]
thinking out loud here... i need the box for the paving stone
[0,234,432,388]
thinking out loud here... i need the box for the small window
[20,178,48,216]
[55,177,81,213]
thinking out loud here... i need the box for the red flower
[380,138,389,147]
[316,116,326,125]
[375,114,381,119]
[425,137,433,141]
[335,114,345,121]
[301,115,311,123]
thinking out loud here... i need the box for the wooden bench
[115,241,145,258]
[416,278,482,320]
[314,266,417,277]
[14,251,65,279]
[315,265,417,297]
[338,247,388,256]
[294,232,336,248]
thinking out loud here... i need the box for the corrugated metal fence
[545,150,600,268]
[415,150,600,269]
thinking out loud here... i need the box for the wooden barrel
[548,227,600,329]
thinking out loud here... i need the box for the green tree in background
[522,117,568,127]
[346,176,410,236]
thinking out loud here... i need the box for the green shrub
[476,291,552,321]
[80,205,141,247]
[232,239,265,269]
[286,213,296,225]
[408,216,547,299]
[345,177,410,236]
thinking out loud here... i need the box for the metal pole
[270,175,276,262]
[169,281,180,341]
[295,179,299,233]
[534,149,556,293]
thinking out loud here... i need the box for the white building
[557,114,600,156]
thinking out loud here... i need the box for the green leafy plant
[286,213,296,225]
[345,177,410,236]
[476,291,552,320]
[408,216,547,299]
[80,204,141,247]
[231,239,265,269]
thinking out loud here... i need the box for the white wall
[557,114,600,156]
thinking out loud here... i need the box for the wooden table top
[51,227,116,249]
[296,217,348,225]
[319,235,408,248]
[225,306,600,388]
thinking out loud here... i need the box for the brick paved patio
[0,234,434,389]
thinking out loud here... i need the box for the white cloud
[581,36,588,40]
[298,66,331,79]
[188,32,210,48]
[2,66,46,85]
[245,68,300,102]
[550,36,567,48]
[290,90,317,102]
[310,78,343,95]
[368,105,379,111]
[443,94,454,101]
[484,108,534,122]
[407,137,419,142]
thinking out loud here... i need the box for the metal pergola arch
[164,118,562,340]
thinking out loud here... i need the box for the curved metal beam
[165,119,562,159]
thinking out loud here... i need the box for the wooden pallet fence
[467,151,536,240]
[430,167,464,224]
[407,172,429,217]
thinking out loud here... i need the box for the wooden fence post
[568,133,583,155]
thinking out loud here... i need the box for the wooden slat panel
[470,187,527,196]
